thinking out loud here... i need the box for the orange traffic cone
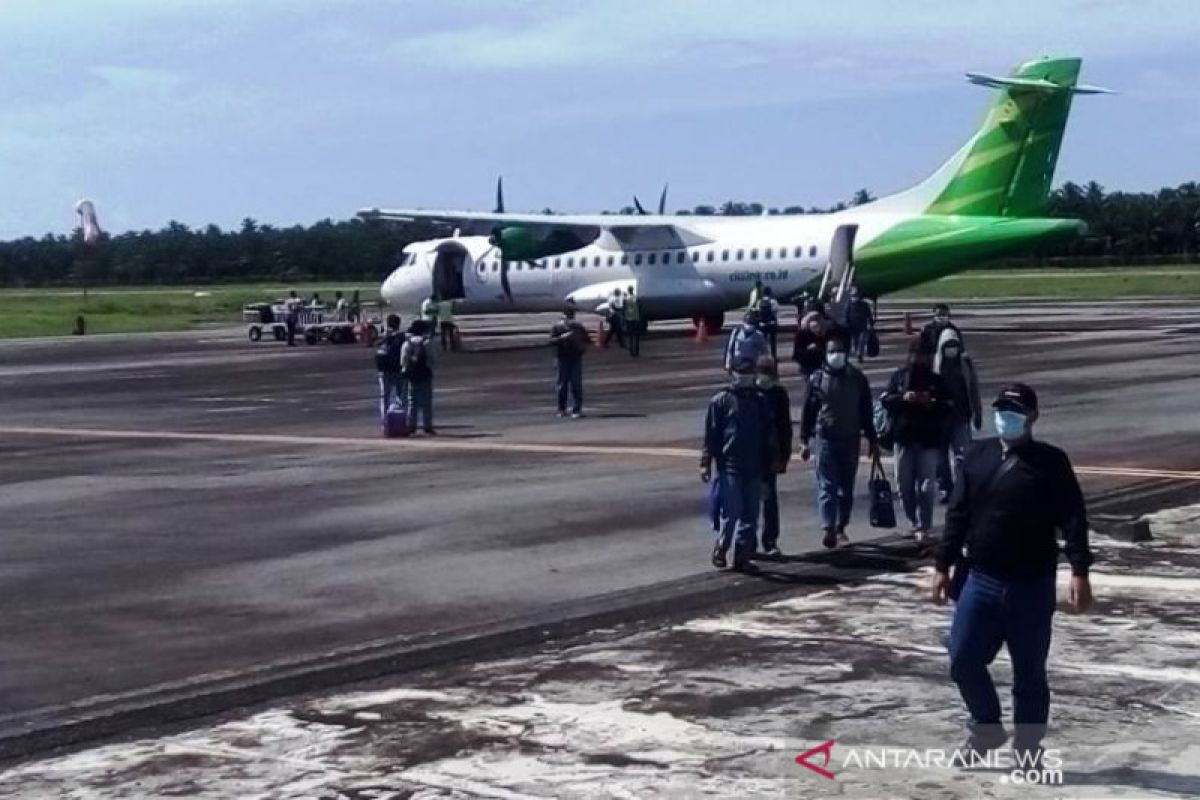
[695,321,708,343]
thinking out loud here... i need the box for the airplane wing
[356,208,714,250]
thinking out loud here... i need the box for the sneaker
[711,547,727,569]
[836,530,850,547]
[557,410,568,418]
[423,428,437,436]
[821,528,837,549]
[732,560,760,574]
[763,546,783,559]
[962,724,1008,760]
[571,411,583,419]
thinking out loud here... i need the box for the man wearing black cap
[931,382,1094,761]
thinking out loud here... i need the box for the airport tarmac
[0,299,1198,755]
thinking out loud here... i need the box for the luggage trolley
[244,301,384,346]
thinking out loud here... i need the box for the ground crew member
[755,287,780,359]
[756,356,792,557]
[285,289,302,346]
[401,320,436,435]
[421,294,439,333]
[881,337,950,539]
[724,309,768,373]
[603,288,626,349]
[349,289,362,323]
[701,358,776,572]
[375,314,406,417]
[932,382,1093,762]
[437,297,458,352]
[934,328,982,502]
[550,304,590,418]
[799,333,879,549]
[920,303,963,355]
[623,285,644,357]
[334,290,349,321]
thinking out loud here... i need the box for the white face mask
[756,375,776,389]
[826,351,847,370]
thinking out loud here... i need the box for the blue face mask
[993,410,1028,441]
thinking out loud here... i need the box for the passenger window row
[473,244,820,273]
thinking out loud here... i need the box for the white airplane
[360,56,1107,332]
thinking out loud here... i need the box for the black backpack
[402,338,433,382]
[375,331,404,372]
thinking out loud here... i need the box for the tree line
[0,181,1195,288]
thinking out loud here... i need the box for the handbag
[948,449,1021,601]
[868,454,896,529]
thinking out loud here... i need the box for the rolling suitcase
[382,403,409,438]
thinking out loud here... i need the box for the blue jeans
[406,380,434,432]
[556,358,583,413]
[894,443,939,530]
[938,421,973,494]
[379,372,406,417]
[815,435,861,531]
[948,570,1056,748]
[761,473,780,549]
[715,472,762,564]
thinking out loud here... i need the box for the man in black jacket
[881,338,950,540]
[931,383,1094,760]
[755,356,792,556]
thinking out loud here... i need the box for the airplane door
[431,242,468,300]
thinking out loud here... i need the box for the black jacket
[937,437,1093,579]
[799,365,877,444]
[881,364,950,449]
[762,384,793,471]
[702,385,777,478]
[791,329,826,375]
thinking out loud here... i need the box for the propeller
[494,176,505,213]
[633,182,670,216]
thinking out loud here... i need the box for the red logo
[795,739,837,779]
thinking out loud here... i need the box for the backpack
[727,326,763,366]
[402,337,432,382]
[375,331,404,372]
[756,298,777,326]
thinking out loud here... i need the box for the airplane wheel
[248,325,262,342]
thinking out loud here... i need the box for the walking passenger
[401,320,436,435]
[756,287,780,359]
[791,311,828,380]
[935,328,982,502]
[847,289,875,361]
[756,356,793,557]
[724,309,769,373]
[932,383,1093,762]
[623,285,644,357]
[550,305,590,418]
[799,333,879,549]
[881,338,950,540]
[375,314,406,417]
[748,279,764,308]
[603,289,626,349]
[920,303,963,355]
[701,358,776,572]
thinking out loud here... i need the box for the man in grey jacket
[799,334,880,549]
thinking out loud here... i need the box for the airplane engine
[489,226,590,262]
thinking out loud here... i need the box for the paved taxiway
[0,300,1198,743]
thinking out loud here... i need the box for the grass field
[894,265,1200,300]
[0,284,379,339]
[0,267,1197,339]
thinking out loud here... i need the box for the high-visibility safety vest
[437,299,455,323]
[624,296,642,322]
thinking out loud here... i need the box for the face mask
[943,346,961,359]
[993,410,1028,441]
[826,352,847,370]
[756,375,776,389]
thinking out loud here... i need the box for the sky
[1,0,1197,239]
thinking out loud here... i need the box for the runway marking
[3,424,1200,483]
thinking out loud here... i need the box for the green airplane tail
[874,56,1104,219]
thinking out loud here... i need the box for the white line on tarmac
[2,425,1200,482]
